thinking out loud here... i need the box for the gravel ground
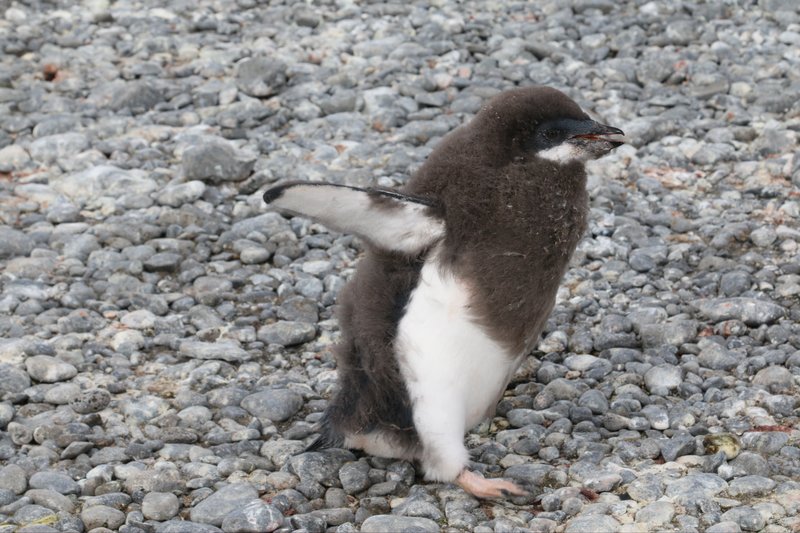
[1,0,799,532]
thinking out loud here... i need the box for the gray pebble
[189,483,259,526]
[751,365,794,393]
[360,515,440,533]
[692,298,784,326]
[0,226,34,259]
[29,471,80,495]
[70,388,111,414]
[0,464,27,494]
[236,57,287,98]
[179,340,251,363]
[142,491,181,521]
[0,363,31,394]
[635,501,674,528]
[80,504,127,530]
[183,141,256,184]
[339,461,370,495]
[221,500,284,533]
[257,321,316,346]
[720,506,765,531]
[564,515,620,533]
[241,388,303,422]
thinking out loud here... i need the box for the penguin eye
[543,129,558,141]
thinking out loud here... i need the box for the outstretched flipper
[264,182,444,254]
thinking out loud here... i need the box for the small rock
[70,389,112,414]
[692,298,784,326]
[25,355,77,383]
[339,461,370,495]
[727,475,776,497]
[81,505,127,530]
[564,515,620,533]
[183,141,256,184]
[221,500,284,533]
[0,464,27,494]
[635,501,675,528]
[644,364,683,392]
[142,492,181,521]
[752,365,794,393]
[179,340,251,363]
[360,515,440,533]
[720,506,766,531]
[29,471,80,495]
[158,181,207,207]
[236,57,287,97]
[189,483,259,526]
[257,321,316,346]
[0,226,34,259]
[241,388,303,422]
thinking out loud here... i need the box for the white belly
[395,251,521,432]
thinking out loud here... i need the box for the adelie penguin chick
[263,86,624,499]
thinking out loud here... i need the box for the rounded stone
[361,515,440,533]
[70,388,112,414]
[25,356,77,383]
[221,500,284,533]
[189,483,259,526]
[256,321,316,346]
[0,464,28,494]
[29,471,81,495]
[80,505,126,530]
[644,364,682,392]
[142,491,181,521]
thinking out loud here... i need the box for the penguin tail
[305,415,345,452]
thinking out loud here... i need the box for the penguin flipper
[264,182,444,254]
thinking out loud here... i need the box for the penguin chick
[263,86,624,499]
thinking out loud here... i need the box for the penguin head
[478,86,625,165]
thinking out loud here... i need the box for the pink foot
[456,469,528,499]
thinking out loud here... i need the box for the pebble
[80,505,127,530]
[241,388,303,422]
[257,321,317,346]
[24,356,78,383]
[360,515,440,533]
[189,483,260,526]
[183,141,256,184]
[142,492,181,521]
[0,464,27,494]
[221,500,284,533]
[28,472,80,495]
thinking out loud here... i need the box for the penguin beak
[570,121,626,148]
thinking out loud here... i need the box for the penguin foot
[456,469,528,499]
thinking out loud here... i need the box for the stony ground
[0,0,799,531]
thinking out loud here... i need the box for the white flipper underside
[265,183,444,255]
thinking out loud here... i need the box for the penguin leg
[411,389,527,499]
[263,181,444,255]
[456,469,528,499]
